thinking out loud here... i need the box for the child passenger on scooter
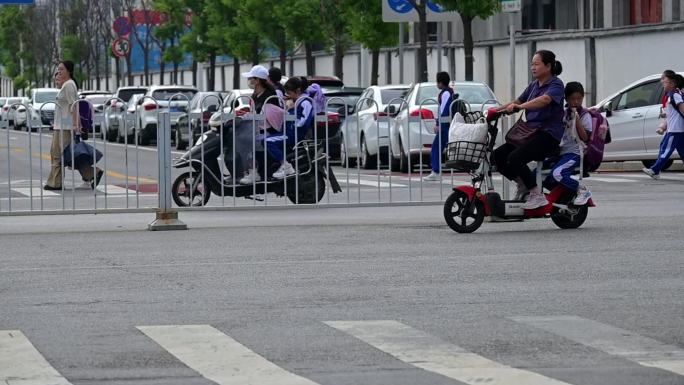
[542,81,592,205]
[266,77,315,179]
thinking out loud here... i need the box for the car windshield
[85,95,110,105]
[192,93,222,109]
[119,89,147,102]
[325,93,362,112]
[34,91,58,104]
[416,85,440,105]
[381,89,408,104]
[7,98,23,105]
[455,84,496,104]
[152,89,197,102]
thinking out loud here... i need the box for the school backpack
[581,107,612,173]
[77,99,93,137]
[668,89,684,119]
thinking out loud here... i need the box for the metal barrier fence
[0,94,506,227]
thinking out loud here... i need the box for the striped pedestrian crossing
[1,317,683,385]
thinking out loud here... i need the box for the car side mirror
[603,102,613,117]
[346,105,355,114]
[387,105,397,115]
[207,105,218,113]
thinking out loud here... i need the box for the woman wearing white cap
[239,65,281,184]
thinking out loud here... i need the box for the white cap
[242,65,269,80]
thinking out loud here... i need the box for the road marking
[137,325,320,385]
[12,188,59,197]
[0,330,72,385]
[96,184,135,195]
[511,315,684,376]
[584,177,638,183]
[339,179,407,188]
[325,320,572,385]
[104,170,157,184]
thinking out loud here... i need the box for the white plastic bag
[448,115,488,144]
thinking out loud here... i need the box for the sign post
[500,0,520,200]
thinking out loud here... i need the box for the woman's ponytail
[552,60,563,76]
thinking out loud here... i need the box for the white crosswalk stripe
[0,330,72,385]
[511,315,684,377]
[325,320,573,385]
[137,324,320,385]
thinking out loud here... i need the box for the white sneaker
[514,183,529,201]
[573,186,592,206]
[239,169,261,184]
[642,167,660,180]
[422,172,441,181]
[522,192,549,210]
[272,162,296,179]
[77,180,92,190]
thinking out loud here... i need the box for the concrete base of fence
[148,210,187,231]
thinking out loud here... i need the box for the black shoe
[91,169,104,190]
[43,184,62,191]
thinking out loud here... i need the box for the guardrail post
[149,111,187,231]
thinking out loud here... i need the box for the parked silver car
[105,86,148,142]
[596,72,683,170]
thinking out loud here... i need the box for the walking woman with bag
[493,50,565,209]
[44,60,103,190]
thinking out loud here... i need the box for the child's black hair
[564,81,585,99]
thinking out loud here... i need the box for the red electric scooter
[443,108,595,233]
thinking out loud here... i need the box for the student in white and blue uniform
[267,77,314,179]
[542,82,593,205]
[643,70,684,179]
[423,71,454,181]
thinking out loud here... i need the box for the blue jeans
[431,123,450,173]
[651,132,684,174]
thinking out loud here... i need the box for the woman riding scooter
[493,50,565,210]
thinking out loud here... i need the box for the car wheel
[340,134,356,168]
[360,136,377,170]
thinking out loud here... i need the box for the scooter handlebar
[486,106,522,122]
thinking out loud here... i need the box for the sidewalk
[0,205,446,235]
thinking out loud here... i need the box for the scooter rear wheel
[443,191,485,233]
[550,191,588,229]
[286,171,326,204]
[172,171,211,207]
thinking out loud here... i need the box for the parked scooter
[443,108,595,233]
[171,118,342,206]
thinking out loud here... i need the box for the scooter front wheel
[172,171,211,207]
[443,191,485,233]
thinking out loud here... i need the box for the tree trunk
[279,48,287,75]
[461,14,474,81]
[208,52,216,91]
[233,57,240,89]
[173,62,179,84]
[115,58,121,89]
[417,2,428,82]
[251,37,260,65]
[371,49,379,86]
[159,44,166,85]
[192,60,198,87]
[334,39,344,80]
[305,42,315,76]
[125,54,133,86]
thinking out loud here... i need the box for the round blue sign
[387,0,413,14]
[112,17,132,36]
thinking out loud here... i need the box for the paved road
[0,177,683,385]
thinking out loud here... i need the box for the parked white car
[136,85,198,145]
[340,85,409,169]
[105,86,148,142]
[208,89,254,128]
[117,93,144,144]
[596,72,683,169]
[80,93,112,138]
[389,82,498,172]
[1,97,28,129]
[29,88,59,130]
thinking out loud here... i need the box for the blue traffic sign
[387,0,445,14]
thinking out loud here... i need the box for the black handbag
[505,120,541,147]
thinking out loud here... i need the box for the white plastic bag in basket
[448,114,489,144]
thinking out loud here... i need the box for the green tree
[344,0,399,85]
[154,0,188,84]
[279,0,326,75]
[436,0,500,81]
[321,0,351,80]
